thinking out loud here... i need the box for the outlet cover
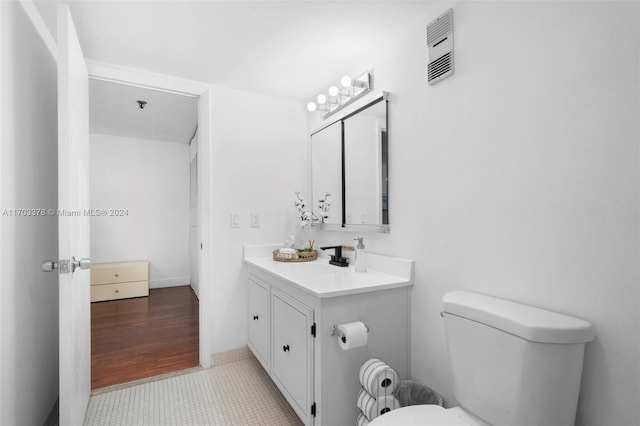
[250,212,260,228]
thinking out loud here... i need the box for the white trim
[149,277,191,289]
[87,60,201,97]
[88,62,213,369]
[0,4,5,423]
[18,0,57,60]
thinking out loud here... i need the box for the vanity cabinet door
[248,277,270,371]
[272,289,314,425]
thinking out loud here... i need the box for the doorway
[88,78,201,389]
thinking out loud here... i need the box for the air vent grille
[426,8,454,85]
[427,9,453,46]
[428,52,452,82]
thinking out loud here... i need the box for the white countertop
[244,245,413,298]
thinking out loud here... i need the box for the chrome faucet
[320,245,349,267]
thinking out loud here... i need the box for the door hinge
[311,402,316,417]
[311,323,316,337]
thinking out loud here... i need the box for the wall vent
[427,8,454,85]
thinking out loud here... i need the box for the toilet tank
[442,291,594,426]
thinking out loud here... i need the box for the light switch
[231,212,241,228]
[250,212,260,228]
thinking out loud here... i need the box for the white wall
[309,2,639,426]
[90,134,190,288]
[209,86,307,354]
[0,1,59,424]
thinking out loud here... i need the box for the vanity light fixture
[306,71,373,117]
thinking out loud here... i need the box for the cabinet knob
[282,344,290,352]
[253,315,259,320]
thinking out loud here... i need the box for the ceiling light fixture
[306,71,372,117]
[136,100,147,109]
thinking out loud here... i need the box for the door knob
[41,260,59,272]
[71,256,91,272]
[282,344,290,352]
[41,257,90,274]
[253,315,259,320]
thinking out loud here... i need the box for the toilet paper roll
[357,411,370,426]
[359,358,400,397]
[357,388,400,421]
[337,321,368,350]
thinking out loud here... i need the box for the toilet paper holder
[331,323,370,342]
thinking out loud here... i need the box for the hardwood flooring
[91,286,199,389]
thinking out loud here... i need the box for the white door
[57,4,91,425]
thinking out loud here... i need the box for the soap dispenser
[354,237,367,272]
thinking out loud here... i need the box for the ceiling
[33,1,431,102]
[89,79,198,144]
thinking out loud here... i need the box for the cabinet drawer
[90,281,149,302]
[91,261,148,285]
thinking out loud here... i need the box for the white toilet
[370,291,594,426]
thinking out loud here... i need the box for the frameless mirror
[310,92,389,232]
[310,121,342,225]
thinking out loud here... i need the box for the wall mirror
[310,121,343,225]
[310,92,389,232]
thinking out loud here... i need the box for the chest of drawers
[90,261,149,302]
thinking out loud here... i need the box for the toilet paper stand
[331,323,370,342]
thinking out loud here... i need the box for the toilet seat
[368,405,485,426]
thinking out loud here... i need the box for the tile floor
[84,357,303,426]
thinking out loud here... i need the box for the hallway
[91,286,199,389]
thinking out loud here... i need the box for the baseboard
[191,283,200,299]
[149,276,191,289]
[211,346,253,367]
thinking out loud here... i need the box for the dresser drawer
[90,281,149,302]
[91,261,148,285]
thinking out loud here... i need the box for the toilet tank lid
[442,291,595,344]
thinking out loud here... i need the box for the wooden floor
[91,286,199,389]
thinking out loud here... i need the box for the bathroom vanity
[244,245,413,426]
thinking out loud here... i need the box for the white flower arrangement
[294,191,315,228]
[316,192,331,223]
[294,191,331,227]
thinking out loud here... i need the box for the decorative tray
[273,250,318,263]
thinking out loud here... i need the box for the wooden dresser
[90,261,149,302]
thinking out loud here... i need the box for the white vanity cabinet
[248,272,316,425]
[248,276,270,370]
[245,249,414,426]
[271,288,314,421]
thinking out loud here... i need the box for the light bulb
[317,94,327,104]
[328,86,339,97]
[307,102,317,112]
[340,75,352,87]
